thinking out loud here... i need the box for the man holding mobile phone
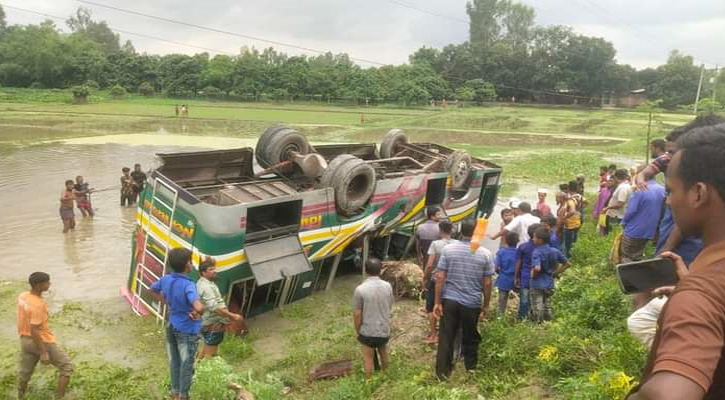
[628,124,725,399]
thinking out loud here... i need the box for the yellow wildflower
[537,345,558,363]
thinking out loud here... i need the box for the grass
[0,222,646,399]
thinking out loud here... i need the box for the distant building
[603,89,648,108]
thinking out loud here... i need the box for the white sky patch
[2,0,723,68]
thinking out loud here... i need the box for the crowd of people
[58,163,147,233]
[25,113,725,399]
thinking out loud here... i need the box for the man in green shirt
[196,258,243,359]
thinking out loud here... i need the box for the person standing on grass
[433,219,494,379]
[490,201,539,243]
[620,178,665,266]
[556,191,581,258]
[541,215,561,251]
[149,248,204,400]
[416,207,442,267]
[17,272,74,399]
[495,232,519,317]
[536,189,551,217]
[627,124,725,400]
[353,258,394,379]
[422,220,456,344]
[514,223,540,320]
[492,208,514,248]
[529,228,570,323]
[60,180,76,233]
[196,258,244,360]
[602,169,632,231]
[73,175,94,217]
[120,167,135,207]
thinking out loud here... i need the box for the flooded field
[0,134,256,301]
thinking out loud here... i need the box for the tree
[200,55,234,95]
[71,85,90,103]
[455,86,475,101]
[467,0,509,47]
[110,84,127,99]
[67,7,120,53]
[0,4,6,33]
[138,81,155,97]
[649,50,700,108]
[464,79,497,103]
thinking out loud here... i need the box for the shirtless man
[60,180,75,233]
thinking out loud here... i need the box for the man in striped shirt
[433,219,494,379]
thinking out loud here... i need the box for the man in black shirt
[130,164,147,202]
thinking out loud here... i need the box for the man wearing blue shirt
[433,219,494,380]
[621,179,665,264]
[530,228,570,322]
[514,223,541,320]
[150,248,204,400]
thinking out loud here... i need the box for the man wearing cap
[496,201,540,243]
[536,189,551,217]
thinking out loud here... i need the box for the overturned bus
[123,127,502,321]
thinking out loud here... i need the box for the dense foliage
[0,3,721,108]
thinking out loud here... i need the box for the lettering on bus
[143,200,195,239]
[300,214,322,229]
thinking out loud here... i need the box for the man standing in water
[353,258,394,379]
[17,272,74,399]
[150,248,204,400]
[73,175,95,217]
[120,167,135,207]
[196,258,244,359]
[60,180,75,233]
[131,164,147,203]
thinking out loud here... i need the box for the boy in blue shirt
[541,215,561,250]
[495,232,519,316]
[150,248,204,400]
[514,223,541,320]
[530,227,571,323]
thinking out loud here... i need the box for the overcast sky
[3,0,725,69]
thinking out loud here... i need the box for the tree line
[0,3,721,108]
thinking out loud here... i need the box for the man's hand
[189,310,201,320]
[433,303,443,320]
[479,308,488,321]
[231,313,243,322]
[652,286,676,298]
[659,251,689,280]
[39,352,51,365]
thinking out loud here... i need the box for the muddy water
[0,134,253,301]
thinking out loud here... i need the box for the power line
[387,0,469,25]
[0,3,238,56]
[78,0,388,66]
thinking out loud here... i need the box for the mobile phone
[616,258,678,294]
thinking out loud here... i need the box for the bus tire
[257,128,310,169]
[446,150,472,190]
[255,125,290,168]
[320,154,358,187]
[380,129,408,159]
[325,156,377,216]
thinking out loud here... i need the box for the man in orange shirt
[17,272,73,399]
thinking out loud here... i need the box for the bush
[110,84,127,99]
[138,82,155,97]
[71,85,90,104]
[85,80,100,90]
[201,86,222,98]
[271,88,289,101]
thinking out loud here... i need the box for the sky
[2,0,725,69]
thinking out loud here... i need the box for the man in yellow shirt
[17,272,73,399]
[556,191,582,258]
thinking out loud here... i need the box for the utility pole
[646,112,652,164]
[694,64,705,114]
[713,65,719,102]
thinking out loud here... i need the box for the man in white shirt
[498,201,540,243]
[603,169,633,226]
